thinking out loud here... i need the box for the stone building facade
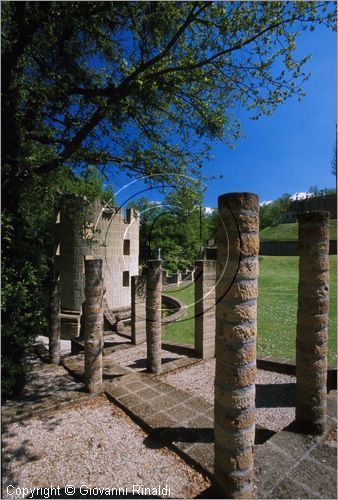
[54,196,139,338]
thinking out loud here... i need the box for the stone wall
[289,193,337,218]
[194,260,216,360]
[54,196,139,338]
[260,240,337,256]
[92,201,139,312]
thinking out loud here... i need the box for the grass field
[163,255,337,365]
[260,220,337,241]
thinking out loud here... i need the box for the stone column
[146,260,162,374]
[214,192,259,499]
[49,278,61,364]
[194,260,216,360]
[84,259,104,394]
[131,275,147,345]
[296,211,330,435]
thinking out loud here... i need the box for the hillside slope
[260,220,337,241]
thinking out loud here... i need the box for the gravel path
[161,358,297,432]
[110,344,297,432]
[2,396,210,499]
[108,343,184,372]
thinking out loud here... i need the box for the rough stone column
[296,211,330,435]
[49,278,61,364]
[131,275,147,345]
[84,259,104,394]
[194,260,216,360]
[146,260,162,374]
[214,192,259,499]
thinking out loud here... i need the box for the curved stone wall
[161,294,188,324]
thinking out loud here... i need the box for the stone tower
[54,195,139,338]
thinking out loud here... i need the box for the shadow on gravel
[145,426,275,450]
[144,426,214,448]
[256,382,296,408]
[127,357,181,370]
[161,343,196,357]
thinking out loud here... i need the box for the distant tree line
[260,186,337,230]
[128,191,217,274]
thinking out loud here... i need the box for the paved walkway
[60,344,337,499]
[3,342,337,499]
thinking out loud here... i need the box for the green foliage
[260,193,291,229]
[2,1,336,395]
[1,168,113,398]
[129,193,216,273]
[2,2,336,185]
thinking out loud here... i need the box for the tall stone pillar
[296,211,330,435]
[131,275,147,345]
[146,260,162,374]
[194,260,216,360]
[84,259,104,394]
[214,192,259,499]
[49,278,61,364]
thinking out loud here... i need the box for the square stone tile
[165,403,198,424]
[117,393,144,409]
[124,381,148,392]
[269,427,316,461]
[146,411,177,428]
[188,442,214,474]
[149,395,179,413]
[309,444,337,470]
[287,457,337,498]
[186,414,214,429]
[185,397,212,414]
[132,401,159,420]
[149,381,176,395]
[103,385,130,399]
[136,387,161,400]
[254,441,296,498]
[271,479,316,499]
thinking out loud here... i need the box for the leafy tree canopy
[128,193,216,273]
[260,193,291,229]
[2,1,336,396]
[2,1,336,199]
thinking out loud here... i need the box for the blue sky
[203,24,337,207]
[113,23,336,210]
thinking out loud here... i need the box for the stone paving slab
[32,341,337,498]
[104,373,215,475]
[105,372,337,498]
[254,390,337,499]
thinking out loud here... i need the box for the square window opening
[123,239,130,255]
[123,270,130,287]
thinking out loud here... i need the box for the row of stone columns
[48,195,330,499]
[213,194,330,497]
[49,257,163,386]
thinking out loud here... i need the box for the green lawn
[163,256,337,365]
[162,285,196,345]
[260,220,337,241]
